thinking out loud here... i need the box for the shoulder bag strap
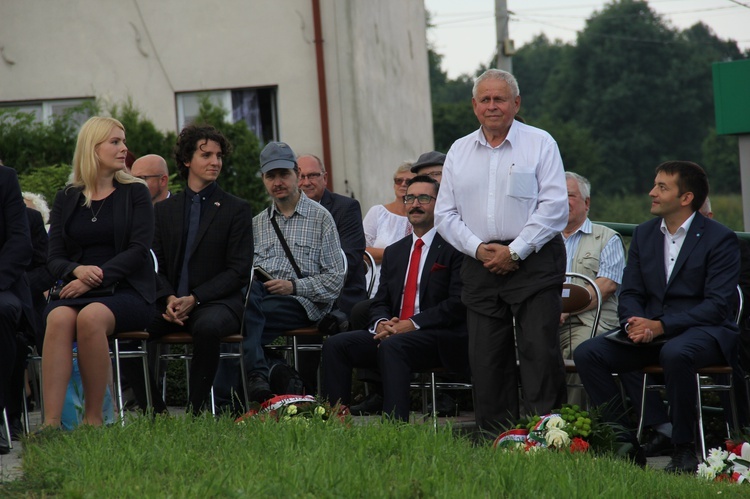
[270,215,303,279]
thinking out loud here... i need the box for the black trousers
[0,290,22,412]
[123,302,240,414]
[462,236,566,434]
[322,328,467,421]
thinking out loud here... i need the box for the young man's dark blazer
[370,231,467,371]
[47,181,155,305]
[152,184,252,320]
[319,189,367,315]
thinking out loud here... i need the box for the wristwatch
[508,248,520,261]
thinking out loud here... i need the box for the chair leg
[696,374,708,462]
[140,339,153,414]
[21,386,30,436]
[238,344,249,412]
[2,407,12,450]
[636,374,648,444]
[430,371,438,432]
[112,338,125,425]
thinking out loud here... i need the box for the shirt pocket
[578,253,601,274]
[293,241,319,276]
[508,166,537,199]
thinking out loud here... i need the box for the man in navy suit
[0,165,33,453]
[297,154,366,317]
[575,161,740,472]
[323,175,467,421]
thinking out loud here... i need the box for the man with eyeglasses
[410,151,446,182]
[131,154,170,204]
[323,175,467,421]
[297,154,367,317]
[435,69,568,435]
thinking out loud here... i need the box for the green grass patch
[2,416,747,497]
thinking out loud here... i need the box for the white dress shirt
[435,122,568,260]
[660,212,696,282]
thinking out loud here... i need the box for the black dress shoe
[247,372,274,404]
[0,428,11,455]
[643,429,672,457]
[350,393,383,415]
[427,393,458,417]
[664,444,699,474]
[627,442,647,469]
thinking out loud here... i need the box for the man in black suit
[297,154,367,317]
[576,161,740,472]
[127,125,253,414]
[0,165,33,453]
[322,175,467,421]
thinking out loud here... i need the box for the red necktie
[400,238,424,319]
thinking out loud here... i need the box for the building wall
[0,0,433,211]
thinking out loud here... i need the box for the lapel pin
[214,202,221,207]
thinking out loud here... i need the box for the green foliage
[191,96,267,215]
[11,417,745,497]
[18,164,72,205]
[0,102,95,174]
[428,0,748,197]
[110,98,178,172]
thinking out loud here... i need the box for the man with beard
[322,175,467,421]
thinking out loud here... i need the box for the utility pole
[495,0,514,72]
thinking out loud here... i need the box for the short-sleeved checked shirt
[253,193,345,321]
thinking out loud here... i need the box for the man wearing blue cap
[241,142,345,401]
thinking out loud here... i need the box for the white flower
[697,463,717,480]
[314,406,326,416]
[708,448,729,463]
[286,405,298,415]
[546,427,571,448]
[546,416,565,429]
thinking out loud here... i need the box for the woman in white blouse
[362,162,415,294]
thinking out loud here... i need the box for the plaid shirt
[253,193,345,321]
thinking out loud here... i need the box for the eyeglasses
[134,175,163,180]
[403,194,437,205]
[425,171,442,178]
[299,172,323,180]
[394,178,411,185]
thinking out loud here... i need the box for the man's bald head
[131,154,170,203]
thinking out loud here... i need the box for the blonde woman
[42,116,155,428]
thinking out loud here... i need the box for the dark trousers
[575,328,727,445]
[123,302,240,414]
[462,236,566,433]
[0,290,22,412]
[322,328,465,421]
[213,280,314,401]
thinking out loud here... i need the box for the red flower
[570,437,590,453]
[725,439,745,455]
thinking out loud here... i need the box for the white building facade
[0,0,434,210]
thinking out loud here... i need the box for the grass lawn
[1,415,746,498]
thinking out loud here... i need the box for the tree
[191,96,266,215]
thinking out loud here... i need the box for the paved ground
[0,409,671,483]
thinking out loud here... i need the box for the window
[175,87,277,143]
[0,98,93,127]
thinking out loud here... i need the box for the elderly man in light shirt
[435,68,569,434]
[560,171,625,406]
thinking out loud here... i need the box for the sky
[425,0,750,78]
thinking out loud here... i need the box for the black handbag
[49,281,117,300]
[269,217,349,335]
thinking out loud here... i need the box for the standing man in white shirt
[435,69,569,434]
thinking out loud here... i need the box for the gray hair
[565,171,591,201]
[22,191,51,224]
[472,69,520,99]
